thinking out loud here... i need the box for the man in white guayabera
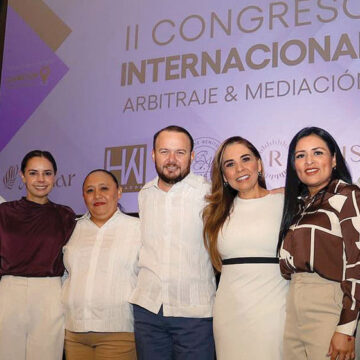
[130,125,216,360]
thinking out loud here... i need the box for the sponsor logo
[2,164,75,190]
[191,137,220,181]
[39,65,51,84]
[259,139,288,180]
[4,64,51,88]
[3,165,19,190]
[104,145,147,192]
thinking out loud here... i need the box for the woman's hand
[327,332,355,360]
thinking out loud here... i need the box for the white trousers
[0,275,64,360]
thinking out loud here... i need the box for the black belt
[222,257,279,265]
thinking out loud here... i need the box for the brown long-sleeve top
[0,197,76,277]
[280,179,360,336]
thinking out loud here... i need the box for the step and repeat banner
[1,0,360,214]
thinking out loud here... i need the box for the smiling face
[221,142,264,199]
[152,130,194,191]
[294,134,336,196]
[83,171,122,227]
[21,156,55,204]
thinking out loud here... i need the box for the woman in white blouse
[62,169,140,360]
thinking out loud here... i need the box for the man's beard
[155,162,191,185]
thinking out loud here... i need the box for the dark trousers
[133,305,215,360]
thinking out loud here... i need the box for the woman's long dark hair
[277,127,352,253]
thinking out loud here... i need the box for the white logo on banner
[191,137,220,181]
[104,145,147,192]
[259,140,288,182]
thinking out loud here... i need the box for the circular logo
[191,137,220,181]
[259,139,288,181]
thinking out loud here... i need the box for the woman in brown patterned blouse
[278,127,360,360]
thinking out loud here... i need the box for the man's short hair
[153,125,194,151]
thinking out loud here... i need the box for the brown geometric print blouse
[280,179,360,336]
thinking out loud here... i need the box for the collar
[77,207,122,223]
[142,172,204,191]
[327,178,346,194]
[298,179,344,205]
[20,196,54,207]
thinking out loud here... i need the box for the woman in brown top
[0,150,75,360]
[278,127,360,360]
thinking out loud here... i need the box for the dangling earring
[258,171,262,178]
[223,181,228,187]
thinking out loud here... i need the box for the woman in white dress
[203,136,288,359]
